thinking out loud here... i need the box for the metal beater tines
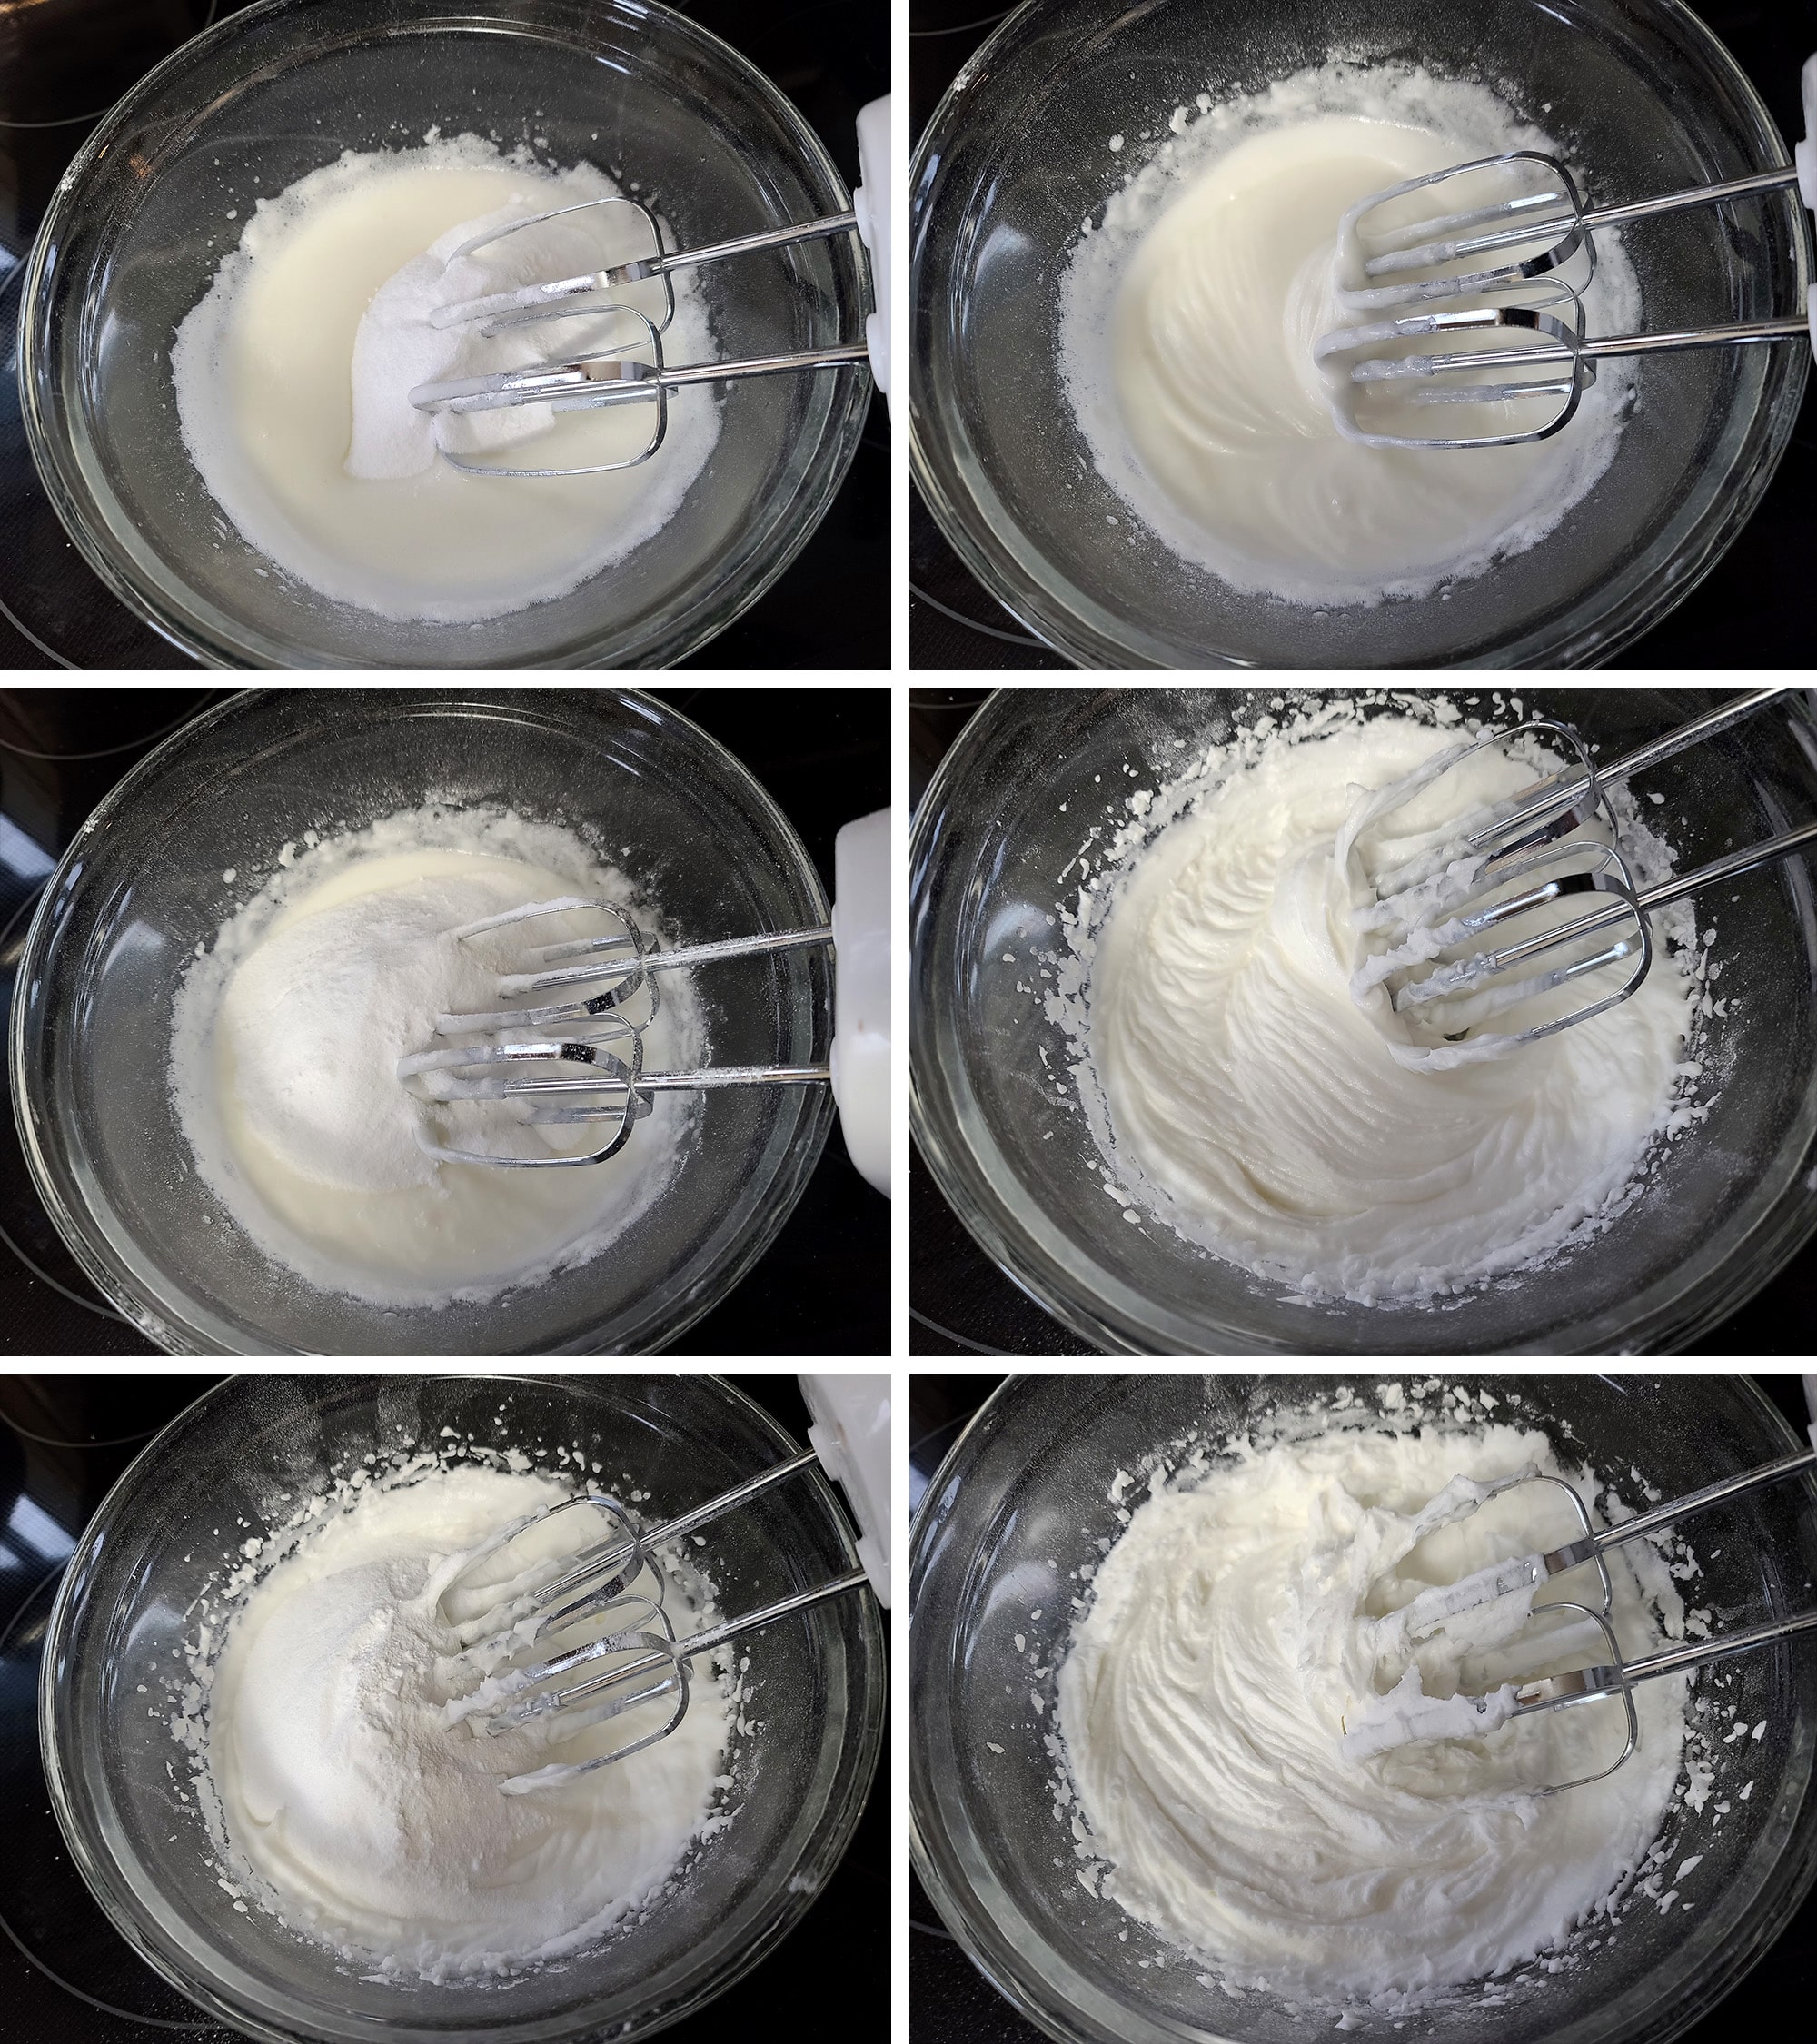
[427,192,861,338]
[1316,98,1817,450]
[1314,294,1600,450]
[1315,293,1809,451]
[1351,690,1817,1057]
[1330,149,1803,314]
[435,1450,869,1792]
[397,897,832,1168]
[410,304,869,478]
[1345,1444,1817,1794]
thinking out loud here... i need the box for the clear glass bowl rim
[39,1372,888,2044]
[7,685,838,1355]
[907,0,1813,669]
[16,0,872,670]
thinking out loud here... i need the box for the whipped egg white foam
[174,1454,739,1983]
[1057,1414,1691,2009]
[168,804,700,1308]
[1054,700,1703,1305]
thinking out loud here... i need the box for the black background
[0,685,889,1356]
[909,688,1817,1356]
[0,0,888,670]
[908,0,1817,668]
[0,1372,886,2044]
[906,1372,1817,2044]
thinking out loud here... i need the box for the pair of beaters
[1315,55,1817,447]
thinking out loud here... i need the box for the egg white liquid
[171,138,721,624]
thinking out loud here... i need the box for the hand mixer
[406,95,890,477]
[1344,1416,1817,1796]
[1313,55,1817,447]
[1349,687,1817,1057]
[437,1375,889,1794]
[396,806,890,1194]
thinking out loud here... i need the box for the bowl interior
[910,0,1810,666]
[14,689,835,1354]
[25,0,869,667]
[911,1374,1817,2044]
[911,688,1817,1354]
[45,1374,884,2044]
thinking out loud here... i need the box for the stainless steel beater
[1313,54,1817,448]
[396,896,833,1168]
[395,802,891,1183]
[407,94,890,478]
[437,1378,888,1793]
[1351,1444,1817,1794]
[1355,688,1817,1055]
[1315,288,1812,450]
[410,304,872,478]
[427,198,865,339]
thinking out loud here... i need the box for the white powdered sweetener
[1049,700,1703,1305]
[1059,64,1638,604]
[1058,1416,1690,2009]
[169,805,699,1306]
[172,136,720,624]
[178,1459,735,1980]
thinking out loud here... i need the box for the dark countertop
[908,0,1816,669]
[908,686,1816,1356]
[0,1373,886,2044]
[0,685,889,1355]
[907,1372,1817,2044]
[0,0,887,670]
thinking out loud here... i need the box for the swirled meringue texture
[1057,1424,1687,2006]
[1089,717,1693,1304]
[1060,67,1637,604]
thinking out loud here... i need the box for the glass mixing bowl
[910,0,1812,667]
[911,687,1817,1354]
[43,1374,886,2044]
[911,1374,1817,2044]
[18,0,871,668]
[10,687,837,1354]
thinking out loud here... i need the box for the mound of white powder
[169,806,700,1307]
[181,1459,738,1981]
